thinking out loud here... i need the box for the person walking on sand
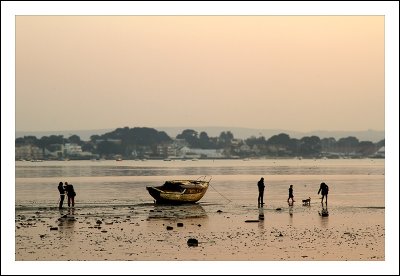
[57,182,65,209]
[318,182,329,204]
[287,184,295,204]
[257,177,265,206]
[64,182,76,208]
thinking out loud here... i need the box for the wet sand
[15,201,384,262]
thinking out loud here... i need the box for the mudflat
[15,202,384,261]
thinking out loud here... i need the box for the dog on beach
[302,197,311,206]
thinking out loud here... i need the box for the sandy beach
[15,201,384,262]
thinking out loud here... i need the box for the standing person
[64,182,76,208]
[58,182,65,209]
[257,177,265,206]
[287,184,295,204]
[318,182,329,204]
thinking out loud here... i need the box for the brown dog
[302,197,311,206]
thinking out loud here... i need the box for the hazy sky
[15,15,385,132]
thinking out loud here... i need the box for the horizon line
[15,126,385,133]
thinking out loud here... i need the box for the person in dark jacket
[64,182,76,207]
[287,184,295,204]
[257,177,265,207]
[58,182,65,209]
[318,182,329,203]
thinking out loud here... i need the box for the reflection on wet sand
[258,206,265,231]
[288,202,294,216]
[58,208,77,229]
[319,202,329,217]
[57,207,77,251]
[258,206,265,220]
[318,202,329,227]
[148,204,208,220]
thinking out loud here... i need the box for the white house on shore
[177,147,224,159]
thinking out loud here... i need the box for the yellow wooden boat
[146,177,210,204]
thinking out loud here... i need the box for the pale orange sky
[14,15,385,132]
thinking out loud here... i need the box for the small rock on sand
[187,238,198,247]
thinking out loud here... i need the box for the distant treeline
[15,126,385,159]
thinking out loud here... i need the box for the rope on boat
[196,175,212,182]
[209,183,232,203]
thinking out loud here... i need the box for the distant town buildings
[15,145,43,160]
[15,128,384,161]
[16,143,93,160]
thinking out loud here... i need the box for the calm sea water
[15,159,384,210]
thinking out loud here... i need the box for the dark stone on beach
[177,223,183,227]
[187,238,198,247]
[96,220,102,224]
[276,208,282,211]
[166,226,173,230]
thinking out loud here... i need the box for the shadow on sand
[147,203,207,220]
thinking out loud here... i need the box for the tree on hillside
[245,136,266,147]
[67,134,81,145]
[337,136,359,154]
[199,131,213,149]
[15,136,38,146]
[37,135,65,150]
[357,141,376,156]
[321,137,337,153]
[218,131,234,147]
[176,129,199,148]
[299,136,321,157]
[267,133,291,146]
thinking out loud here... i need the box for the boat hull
[146,180,209,204]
